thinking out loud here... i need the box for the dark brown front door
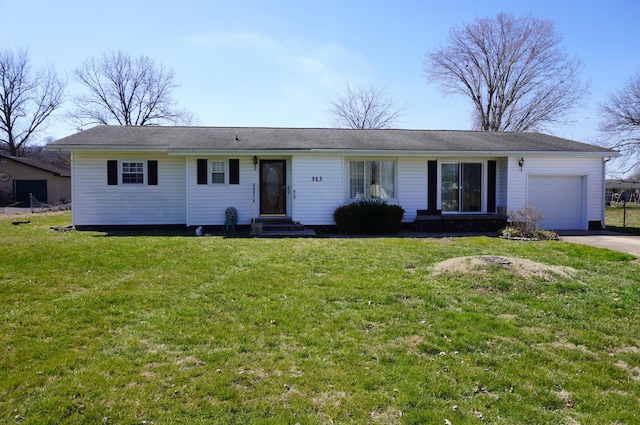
[260,160,286,215]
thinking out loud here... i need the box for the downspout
[185,157,191,227]
[602,156,611,229]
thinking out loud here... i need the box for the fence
[29,193,71,213]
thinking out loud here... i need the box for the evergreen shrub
[334,200,405,234]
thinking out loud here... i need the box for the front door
[260,160,286,215]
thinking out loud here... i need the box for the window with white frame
[349,160,395,199]
[211,160,225,184]
[122,162,144,184]
[441,162,482,212]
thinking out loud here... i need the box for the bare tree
[23,141,70,167]
[426,13,588,132]
[328,83,406,129]
[70,50,194,127]
[599,70,640,172]
[0,48,65,156]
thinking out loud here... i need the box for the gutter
[165,149,619,158]
[46,144,620,158]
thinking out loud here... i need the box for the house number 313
[311,176,323,182]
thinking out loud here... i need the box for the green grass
[2,212,640,424]
[606,204,640,234]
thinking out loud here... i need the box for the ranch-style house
[47,125,617,233]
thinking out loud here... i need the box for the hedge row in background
[334,200,405,234]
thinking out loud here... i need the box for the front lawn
[2,212,639,424]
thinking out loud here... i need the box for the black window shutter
[148,160,158,185]
[487,160,497,213]
[197,159,207,184]
[229,159,240,185]
[107,160,118,185]
[427,160,438,212]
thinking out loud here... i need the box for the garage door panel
[14,180,47,207]
[528,175,583,230]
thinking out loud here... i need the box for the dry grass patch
[432,255,577,281]
[312,389,348,408]
[550,341,597,355]
[615,360,640,381]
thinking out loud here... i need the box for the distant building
[606,179,640,203]
[0,154,71,207]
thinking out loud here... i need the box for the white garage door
[528,175,584,230]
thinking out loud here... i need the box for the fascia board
[167,148,619,158]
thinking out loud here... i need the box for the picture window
[349,160,395,199]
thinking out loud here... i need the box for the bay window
[350,160,395,199]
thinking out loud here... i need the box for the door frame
[259,159,287,216]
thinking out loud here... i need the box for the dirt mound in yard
[432,256,577,281]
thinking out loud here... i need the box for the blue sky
[2,0,639,153]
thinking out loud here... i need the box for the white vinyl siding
[71,152,186,226]
[506,156,604,230]
[396,157,428,222]
[68,150,607,229]
[291,156,344,225]
[187,156,256,226]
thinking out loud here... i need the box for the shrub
[500,226,520,239]
[334,200,405,234]
[531,229,559,240]
[384,204,405,233]
[509,206,544,235]
[359,199,386,233]
[333,203,362,234]
[500,206,558,240]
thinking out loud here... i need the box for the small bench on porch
[415,209,508,233]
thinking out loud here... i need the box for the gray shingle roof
[48,125,616,155]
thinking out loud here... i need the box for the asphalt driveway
[559,230,640,257]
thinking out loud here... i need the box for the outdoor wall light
[253,156,258,170]
[518,157,525,171]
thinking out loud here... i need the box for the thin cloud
[186,31,369,87]
[183,31,372,126]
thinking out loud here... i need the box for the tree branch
[69,50,191,128]
[426,13,588,132]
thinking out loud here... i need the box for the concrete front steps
[250,217,316,237]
